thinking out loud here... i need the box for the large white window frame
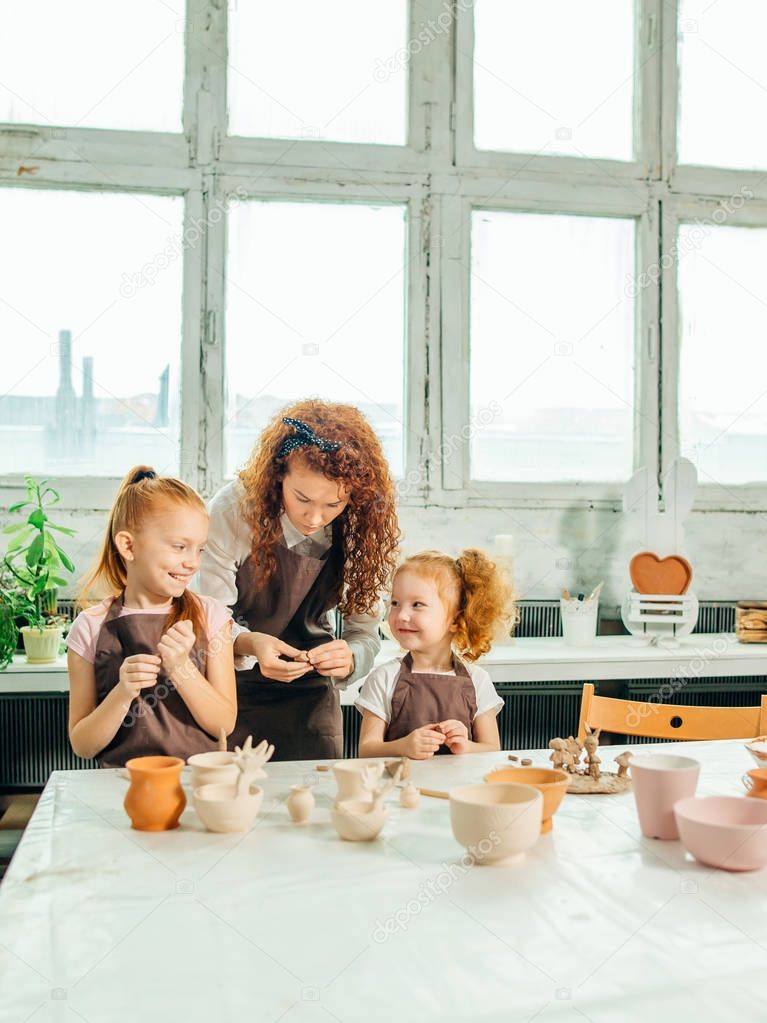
[0,0,765,512]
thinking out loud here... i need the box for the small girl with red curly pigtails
[356,549,516,759]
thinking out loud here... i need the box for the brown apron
[230,541,343,761]
[384,653,477,755]
[93,595,218,768]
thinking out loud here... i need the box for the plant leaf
[47,524,76,536]
[5,529,33,552]
[56,549,75,574]
[25,533,44,568]
[2,522,28,534]
[7,501,30,513]
[28,508,45,529]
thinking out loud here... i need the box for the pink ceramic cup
[631,753,700,840]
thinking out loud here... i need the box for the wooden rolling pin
[418,787,449,799]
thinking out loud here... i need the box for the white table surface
[1,741,765,1023]
[4,633,767,698]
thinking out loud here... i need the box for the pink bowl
[674,796,767,872]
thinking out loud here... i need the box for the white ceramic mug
[560,598,598,648]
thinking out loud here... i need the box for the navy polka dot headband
[277,417,341,458]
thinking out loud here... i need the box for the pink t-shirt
[66,594,232,665]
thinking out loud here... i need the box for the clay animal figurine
[233,737,275,796]
[549,738,575,773]
[583,725,601,781]
[615,750,633,778]
[287,784,315,824]
[565,736,583,772]
[399,782,420,809]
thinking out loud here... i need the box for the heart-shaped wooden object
[630,551,693,595]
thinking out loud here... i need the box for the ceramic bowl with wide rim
[744,738,767,768]
[674,795,767,871]
[330,799,387,841]
[449,782,543,865]
[187,751,239,788]
[192,783,263,833]
[484,766,569,833]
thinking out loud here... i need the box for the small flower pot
[20,624,63,664]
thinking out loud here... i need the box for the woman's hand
[117,653,162,703]
[249,633,313,683]
[403,725,445,760]
[307,639,354,679]
[158,620,196,682]
[439,719,470,755]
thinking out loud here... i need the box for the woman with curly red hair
[199,400,399,760]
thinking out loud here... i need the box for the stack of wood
[736,601,767,643]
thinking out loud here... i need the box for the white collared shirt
[196,478,382,685]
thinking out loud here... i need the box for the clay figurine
[565,736,583,770]
[583,725,601,780]
[399,782,420,809]
[287,784,315,824]
[549,738,575,773]
[615,750,633,778]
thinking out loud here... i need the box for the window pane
[473,0,634,160]
[470,211,635,483]
[229,1,407,144]
[678,1,767,170]
[0,189,183,476]
[225,202,406,477]
[678,224,767,485]
[0,1,183,131]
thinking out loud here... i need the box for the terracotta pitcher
[124,756,186,831]
[744,768,767,801]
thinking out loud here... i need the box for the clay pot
[744,769,767,800]
[484,766,569,833]
[193,783,263,833]
[21,624,64,664]
[124,756,186,832]
[331,799,387,841]
[187,751,239,789]
[332,759,385,802]
[287,785,315,824]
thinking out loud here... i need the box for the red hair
[77,465,208,640]
[396,549,518,661]
[239,400,400,615]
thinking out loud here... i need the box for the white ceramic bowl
[674,795,767,871]
[330,799,387,842]
[449,783,543,865]
[192,783,263,833]
[187,751,239,789]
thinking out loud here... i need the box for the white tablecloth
[0,742,765,1023]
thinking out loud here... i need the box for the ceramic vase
[124,756,186,831]
[287,785,315,824]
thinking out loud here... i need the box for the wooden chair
[577,683,767,742]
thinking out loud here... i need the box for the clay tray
[566,772,632,795]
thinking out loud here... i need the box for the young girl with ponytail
[67,467,236,767]
[356,549,516,759]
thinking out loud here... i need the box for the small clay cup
[124,756,186,832]
[484,766,569,833]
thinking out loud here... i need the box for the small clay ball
[521,758,533,766]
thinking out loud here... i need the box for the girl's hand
[307,639,354,679]
[158,620,196,682]
[439,719,470,755]
[117,654,162,702]
[403,725,445,760]
[250,633,312,683]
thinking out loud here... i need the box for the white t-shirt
[355,655,504,723]
[66,594,232,664]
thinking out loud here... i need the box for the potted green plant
[0,568,22,670]
[2,477,76,664]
